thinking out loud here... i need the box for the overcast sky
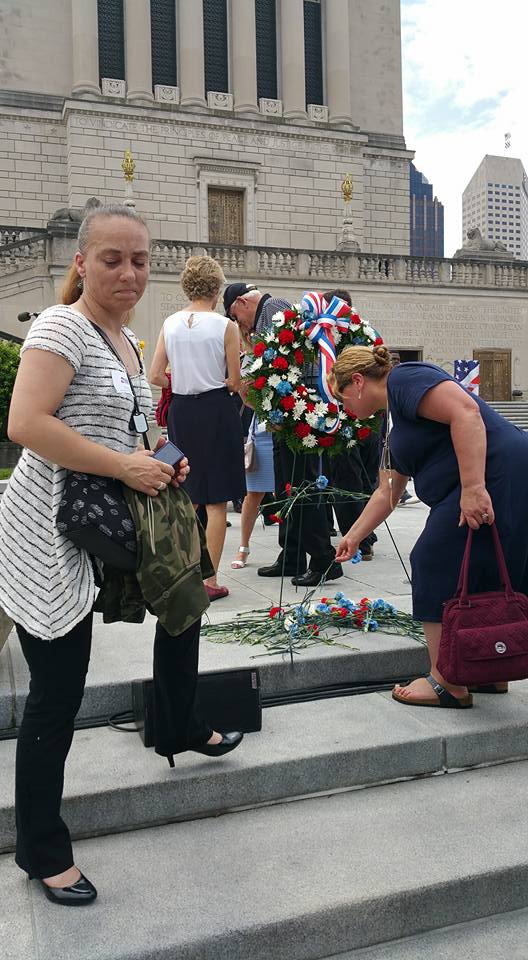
[400,0,527,257]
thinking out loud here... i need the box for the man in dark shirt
[223,283,342,585]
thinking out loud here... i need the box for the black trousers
[331,435,380,551]
[15,614,211,879]
[273,439,335,573]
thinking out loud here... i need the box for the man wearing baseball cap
[224,282,342,585]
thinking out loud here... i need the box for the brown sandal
[392,674,473,709]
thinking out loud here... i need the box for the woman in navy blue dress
[332,345,528,709]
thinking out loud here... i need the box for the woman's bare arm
[224,320,241,393]
[149,329,170,389]
[417,380,494,528]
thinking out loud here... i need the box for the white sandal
[231,546,250,569]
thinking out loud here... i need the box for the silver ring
[482,512,489,521]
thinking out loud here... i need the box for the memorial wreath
[244,292,384,455]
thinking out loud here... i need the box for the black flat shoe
[257,562,306,577]
[291,563,343,587]
[34,873,97,906]
[192,731,243,757]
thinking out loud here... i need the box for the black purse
[56,324,150,572]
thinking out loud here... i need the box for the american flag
[454,360,480,395]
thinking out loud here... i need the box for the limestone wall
[0,0,72,97]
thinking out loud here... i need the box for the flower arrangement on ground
[202,592,425,658]
[245,291,383,456]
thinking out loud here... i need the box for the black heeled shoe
[33,872,97,906]
[165,731,244,767]
[193,731,243,757]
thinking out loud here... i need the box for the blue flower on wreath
[342,425,354,439]
[354,336,368,345]
[275,380,293,396]
[269,409,285,425]
[315,474,328,490]
[263,348,277,362]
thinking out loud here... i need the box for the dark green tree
[0,340,21,442]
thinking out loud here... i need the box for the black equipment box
[131,668,262,748]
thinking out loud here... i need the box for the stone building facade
[0,0,411,252]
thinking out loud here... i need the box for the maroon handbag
[437,523,528,685]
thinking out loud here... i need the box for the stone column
[125,0,153,103]
[325,0,353,127]
[230,0,259,115]
[179,0,206,108]
[71,0,100,98]
[280,0,307,120]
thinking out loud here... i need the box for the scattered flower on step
[269,513,283,525]
[315,474,329,490]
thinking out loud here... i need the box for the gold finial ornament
[122,149,136,183]
[341,173,353,205]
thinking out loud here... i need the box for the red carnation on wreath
[253,342,266,357]
[318,436,335,448]
[294,350,304,366]
[283,309,297,321]
[272,357,288,371]
[278,329,295,345]
[294,422,312,439]
[280,395,296,411]
[253,376,267,390]
[357,426,372,440]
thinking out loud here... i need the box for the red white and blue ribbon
[297,293,352,433]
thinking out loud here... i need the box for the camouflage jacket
[94,485,213,636]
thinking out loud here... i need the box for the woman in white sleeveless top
[150,256,245,601]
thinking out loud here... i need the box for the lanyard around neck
[90,322,151,450]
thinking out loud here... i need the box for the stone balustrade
[0,235,47,275]
[149,239,528,290]
[2,227,528,291]
[0,225,46,247]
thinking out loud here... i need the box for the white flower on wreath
[339,410,347,420]
[250,357,263,372]
[306,412,319,428]
[294,303,301,312]
[347,439,357,448]
[293,399,307,419]
[314,402,328,418]
[302,434,318,448]
[364,324,377,341]
[334,331,341,346]
[325,417,338,429]
[305,340,315,350]
[262,397,272,411]
[293,341,301,348]
[272,312,285,325]
[279,345,289,355]
[287,368,301,384]
[268,374,281,388]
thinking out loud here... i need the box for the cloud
[401,0,527,256]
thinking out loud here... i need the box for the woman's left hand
[154,439,190,488]
[459,483,494,529]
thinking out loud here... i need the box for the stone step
[4,760,528,960]
[2,682,528,853]
[330,906,528,959]
[0,611,429,730]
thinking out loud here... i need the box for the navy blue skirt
[167,387,246,505]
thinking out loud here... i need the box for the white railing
[0,235,47,276]
[148,240,528,289]
[0,225,46,247]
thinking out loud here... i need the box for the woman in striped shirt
[0,204,242,907]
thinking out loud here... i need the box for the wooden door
[473,349,511,401]
[208,188,244,244]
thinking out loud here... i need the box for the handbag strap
[458,522,514,601]
[90,322,151,451]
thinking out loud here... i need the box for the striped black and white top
[0,306,152,640]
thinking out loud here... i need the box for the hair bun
[372,344,391,370]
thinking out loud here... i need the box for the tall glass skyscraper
[410,163,444,257]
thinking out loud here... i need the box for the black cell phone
[153,441,185,469]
